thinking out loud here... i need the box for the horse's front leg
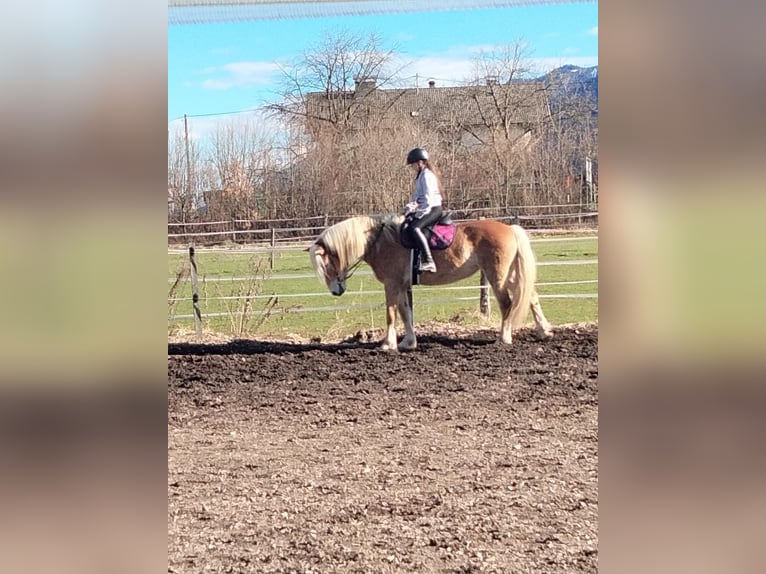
[380,284,399,351]
[397,287,417,351]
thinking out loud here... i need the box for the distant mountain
[538,65,598,104]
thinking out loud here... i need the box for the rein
[344,221,386,280]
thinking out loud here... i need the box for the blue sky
[168,3,597,134]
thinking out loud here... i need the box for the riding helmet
[406,147,429,164]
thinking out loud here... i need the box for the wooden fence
[167,205,598,248]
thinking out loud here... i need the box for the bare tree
[264,29,410,217]
[207,118,278,221]
[456,41,550,208]
[266,29,402,132]
[530,66,598,211]
[167,125,204,222]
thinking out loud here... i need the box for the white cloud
[198,61,281,90]
[392,43,529,86]
[588,26,598,36]
[392,45,597,88]
[394,55,477,86]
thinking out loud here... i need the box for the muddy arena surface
[168,324,598,573]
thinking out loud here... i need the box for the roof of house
[305,81,550,127]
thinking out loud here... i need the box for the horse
[309,214,553,351]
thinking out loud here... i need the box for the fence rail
[167,204,595,229]
[168,214,598,239]
[168,279,600,303]
[167,209,598,245]
[167,233,598,255]
[166,259,598,284]
[170,294,598,321]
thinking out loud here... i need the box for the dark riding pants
[407,206,443,263]
[408,206,443,233]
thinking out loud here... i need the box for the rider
[403,147,443,273]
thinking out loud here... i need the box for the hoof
[380,341,397,352]
[536,329,554,341]
[398,341,417,352]
[498,332,513,345]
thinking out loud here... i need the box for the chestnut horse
[309,214,553,351]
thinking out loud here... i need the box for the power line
[169,108,267,122]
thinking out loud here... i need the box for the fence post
[479,273,489,316]
[231,218,237,243]
[478,216,489,316]
[269,227,276,270]
[407,286,414,324]
[189,246,203,339]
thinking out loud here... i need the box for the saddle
[399,213,456,251]
[399,213,456,285]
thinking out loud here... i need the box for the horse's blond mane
[319,215,378,272]
[317,214,401,271]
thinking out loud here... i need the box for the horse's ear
[312,242,325,256]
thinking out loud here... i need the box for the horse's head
[310,216,387,296]
[309,240,347,296]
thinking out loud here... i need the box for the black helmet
[406,147,429,164]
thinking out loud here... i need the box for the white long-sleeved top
[405,167,442,219]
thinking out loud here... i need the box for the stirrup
[419,261,436,273]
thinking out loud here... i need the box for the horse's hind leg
[397,287,417,350]
[530,291,553,340]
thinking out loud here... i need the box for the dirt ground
[168,324,598,573]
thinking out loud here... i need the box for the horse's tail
[509,224,537,329]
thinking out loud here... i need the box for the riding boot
[413,228,436,272]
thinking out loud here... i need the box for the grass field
[168,233,598,340]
